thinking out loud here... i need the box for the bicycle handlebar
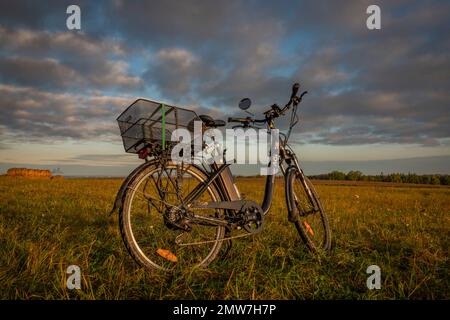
[228,117,250,123]
[227,83,308,125]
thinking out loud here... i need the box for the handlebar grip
[291,82,300,99]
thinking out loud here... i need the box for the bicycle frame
[111,85,315,226]
[201,118,306,217]
[111,121,317,229]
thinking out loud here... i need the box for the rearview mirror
[238,98,251,110]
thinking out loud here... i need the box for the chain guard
[187,199,265,234]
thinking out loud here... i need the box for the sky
[0,0,449,176]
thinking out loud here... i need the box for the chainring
[241,202,264,234]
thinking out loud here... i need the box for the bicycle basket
[117,99,199,153]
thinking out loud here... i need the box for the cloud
[0,26,121,55]
[106,0,290,105]
[145,48,200,98]
[0,56,80,89]
[0,27,141,90]
[0,84,133,142]
[39,153,139,166]
[0,1,449,148]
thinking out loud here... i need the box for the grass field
[0,176,448,299]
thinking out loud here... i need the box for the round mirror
[238,98,251,110]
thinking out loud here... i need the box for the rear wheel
[119,161,225,272]
[286,167,331,253]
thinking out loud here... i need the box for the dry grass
[0,176,448,299]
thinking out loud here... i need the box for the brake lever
[300,90,308,99]
[292,91,308,106]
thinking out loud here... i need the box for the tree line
[309,170,450,185]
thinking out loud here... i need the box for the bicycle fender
[108,160,159,216]
[108,160,220,216]
[284,165,299,222]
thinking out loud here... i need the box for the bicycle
[110,83,331,272]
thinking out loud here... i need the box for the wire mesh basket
[117,99,199,154]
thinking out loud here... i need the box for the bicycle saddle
[199,115,226,128]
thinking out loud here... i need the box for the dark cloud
[0,0,62,30]
[0,27,141,90]
[0,84,133,142]
[0,1,449,148]
[0,0,110,32]
[144,48,221,101]
[103,0,295,54]
[0,56,79,89]
[0,26,126,58]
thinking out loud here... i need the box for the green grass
[0,176,448,299]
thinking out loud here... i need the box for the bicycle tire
[119,161,226,272]
[286,167,332,253]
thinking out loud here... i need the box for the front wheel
[286,167,331,253]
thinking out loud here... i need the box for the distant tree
[329,171,346,180]
[431,175,440,185]
[441,175,450,185]
[388,173,402,183]
[421,175,431,184]
[308,171,448,186]
[346,170,363,181]
[406,173,420,184]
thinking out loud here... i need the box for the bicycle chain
[175,228,261,247]
[131,187,263,246]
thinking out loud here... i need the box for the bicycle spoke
[121,162,225,272]
[128,186,175,210]
[289,169,331,253]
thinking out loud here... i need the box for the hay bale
[6,167,52,178]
